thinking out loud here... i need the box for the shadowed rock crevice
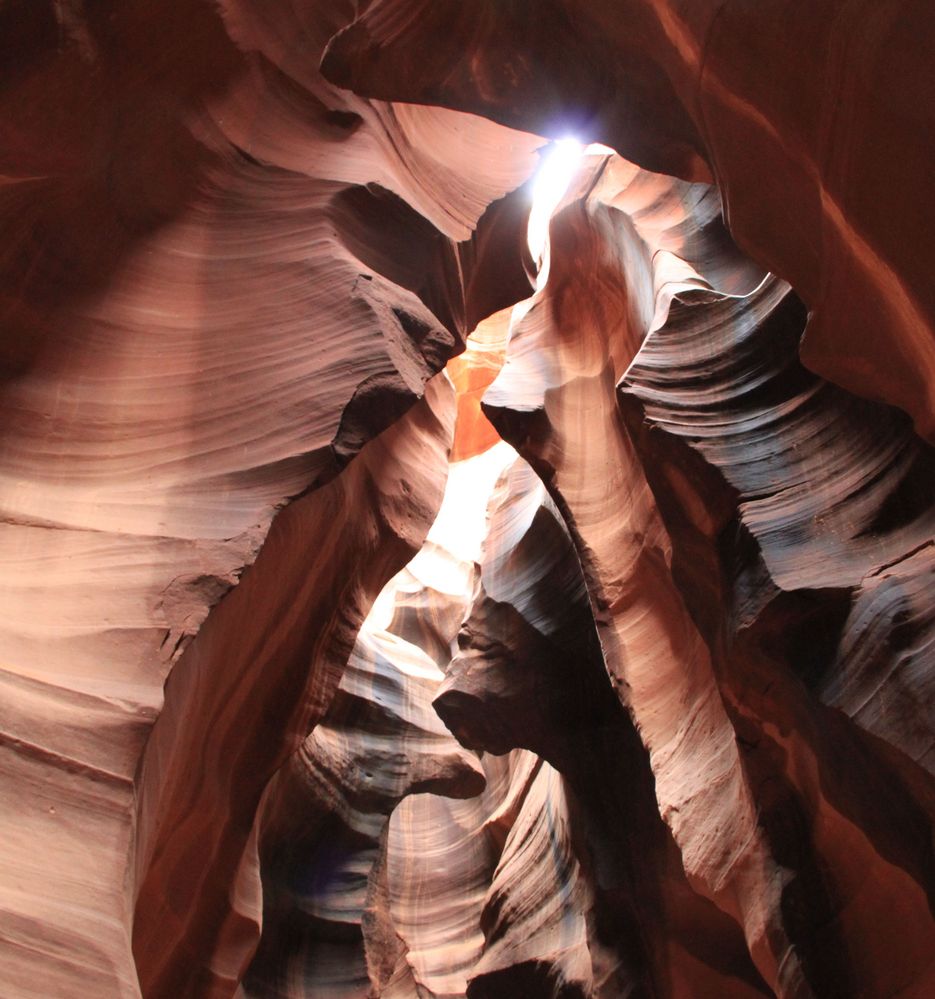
[2,3,935,998]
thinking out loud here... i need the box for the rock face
[1,3,934,998]
[324,0,935,442]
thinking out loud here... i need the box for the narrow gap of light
[526,137,585,265]
[363,441,516,634]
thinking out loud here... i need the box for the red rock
[2,3,934,997]
[324,0,935,441]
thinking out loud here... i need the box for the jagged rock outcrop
[2,3,934,998]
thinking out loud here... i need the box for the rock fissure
[2,4,934,997]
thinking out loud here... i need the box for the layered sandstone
[324,0,935,441]
[1,3,934,998]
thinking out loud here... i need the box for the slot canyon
[2,2,935,996]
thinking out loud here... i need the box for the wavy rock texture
[3,3,935,998]
[241,625,485,999]
[436,455,771,998]
[324,0,935,442]
[482,153,935,995]
[133,375,459,998]
[618,277,935,995]
[1,2,539,996]
[246,382,774,997]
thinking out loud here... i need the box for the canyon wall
[1,2,933,997]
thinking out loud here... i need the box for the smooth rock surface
[2,3,934,998]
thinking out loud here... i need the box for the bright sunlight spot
[526,137,585,263]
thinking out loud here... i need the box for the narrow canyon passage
[2,3,935,998]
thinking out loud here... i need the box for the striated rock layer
[2,3,934,998]
[1,2,539,995]
[482,150,935,996]
[324,0,935,442]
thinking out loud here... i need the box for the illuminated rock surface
[1,3,934,997]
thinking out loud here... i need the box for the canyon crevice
[1,3,934,997]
